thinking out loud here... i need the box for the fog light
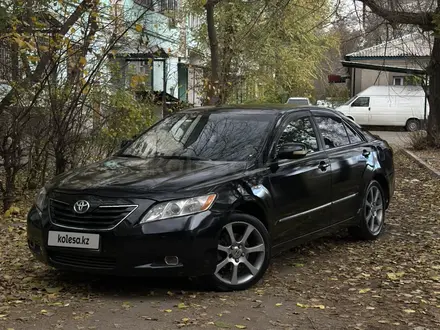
[164,256,179,266]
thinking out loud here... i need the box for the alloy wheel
[215,222,266,286]
[365,185,384,235]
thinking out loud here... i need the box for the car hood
[51,156,247,194]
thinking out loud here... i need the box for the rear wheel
[209,213,271,291]
[349,180,385,240]
[406,119,420,132]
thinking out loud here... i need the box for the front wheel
[349,180,385,240]
[209,213,271,291]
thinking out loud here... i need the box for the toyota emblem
[73,200,90,214]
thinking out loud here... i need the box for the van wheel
[406,119,420,132]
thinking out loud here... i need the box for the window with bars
[0,44,11,81]
[160,0,177,11]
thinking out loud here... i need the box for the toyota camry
[27,105,394,291]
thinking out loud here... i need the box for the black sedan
[27,105,394,291]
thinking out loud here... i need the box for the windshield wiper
[118,154,144,159]
[158,155,210,161]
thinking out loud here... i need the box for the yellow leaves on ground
[177,302,188,309]
[4,206,20,217]
[387,272,405,281]
[163,309,172,313]
[359,288,371,294]
[45,287,63,294]
[403,309,416,314]
[275,303,282,307]
[135,24,143,32]
[296,303,325,309]
[121,302,131,309]
[235,325,247,329]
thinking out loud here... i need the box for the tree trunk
[206,1,220,105]
[427,35,440,146]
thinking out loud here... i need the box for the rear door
[349,96,370,125]
[312,110,370,224]
[268,112,332,245]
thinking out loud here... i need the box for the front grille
[49,252,116,269]
[50,199,137,230]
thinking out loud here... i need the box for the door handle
[362,149,371,157]
[318,161,329,171]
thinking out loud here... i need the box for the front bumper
[27,207,225,277]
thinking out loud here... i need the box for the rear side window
[314,116,350,149]
[351,97,370,107]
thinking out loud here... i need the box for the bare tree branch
[358,0,435,30]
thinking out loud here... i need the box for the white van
[336,85,429,131]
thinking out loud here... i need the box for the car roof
[180,104,337,116]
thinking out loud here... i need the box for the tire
[349,180,386,240]
[208,213,271,291]
[406,119,420,132]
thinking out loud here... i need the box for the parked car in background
[286,97,311,106]
[316,100,334,108]
[336,85,429,131]
[27,105,394,291]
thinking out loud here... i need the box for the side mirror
[277,143,308,160]
[120,139,132,149]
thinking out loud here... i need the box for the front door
[312,112,369,223]
[349,96,370,125]
[268,113,332,245]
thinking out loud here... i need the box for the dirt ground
[1,152,440,330]
[411,149,440,174]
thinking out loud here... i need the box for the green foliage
[185,0,339,104]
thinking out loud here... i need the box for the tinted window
[315,116,350,149]
[351,97,370,107]
[277,117,318,152]
[120,112,274,161]
[345,123,363,144]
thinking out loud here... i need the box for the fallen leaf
[214,321,231,328]
[235,325,247,329]
[122,302,131,309]
[359,288,371,294]
[387,272,405,281]
[164,309,172,313]
[45,287,63,294]
[177,302,188,309]
[403,309,416,314]
[275,303,283,307]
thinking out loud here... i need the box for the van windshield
[344,96,357,105]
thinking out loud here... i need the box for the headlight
[140,194,216,224]
[35,187,47,213]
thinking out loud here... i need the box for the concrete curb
[402,149,440,179]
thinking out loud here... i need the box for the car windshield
[287,98,309,106]
[118,112,274,162]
